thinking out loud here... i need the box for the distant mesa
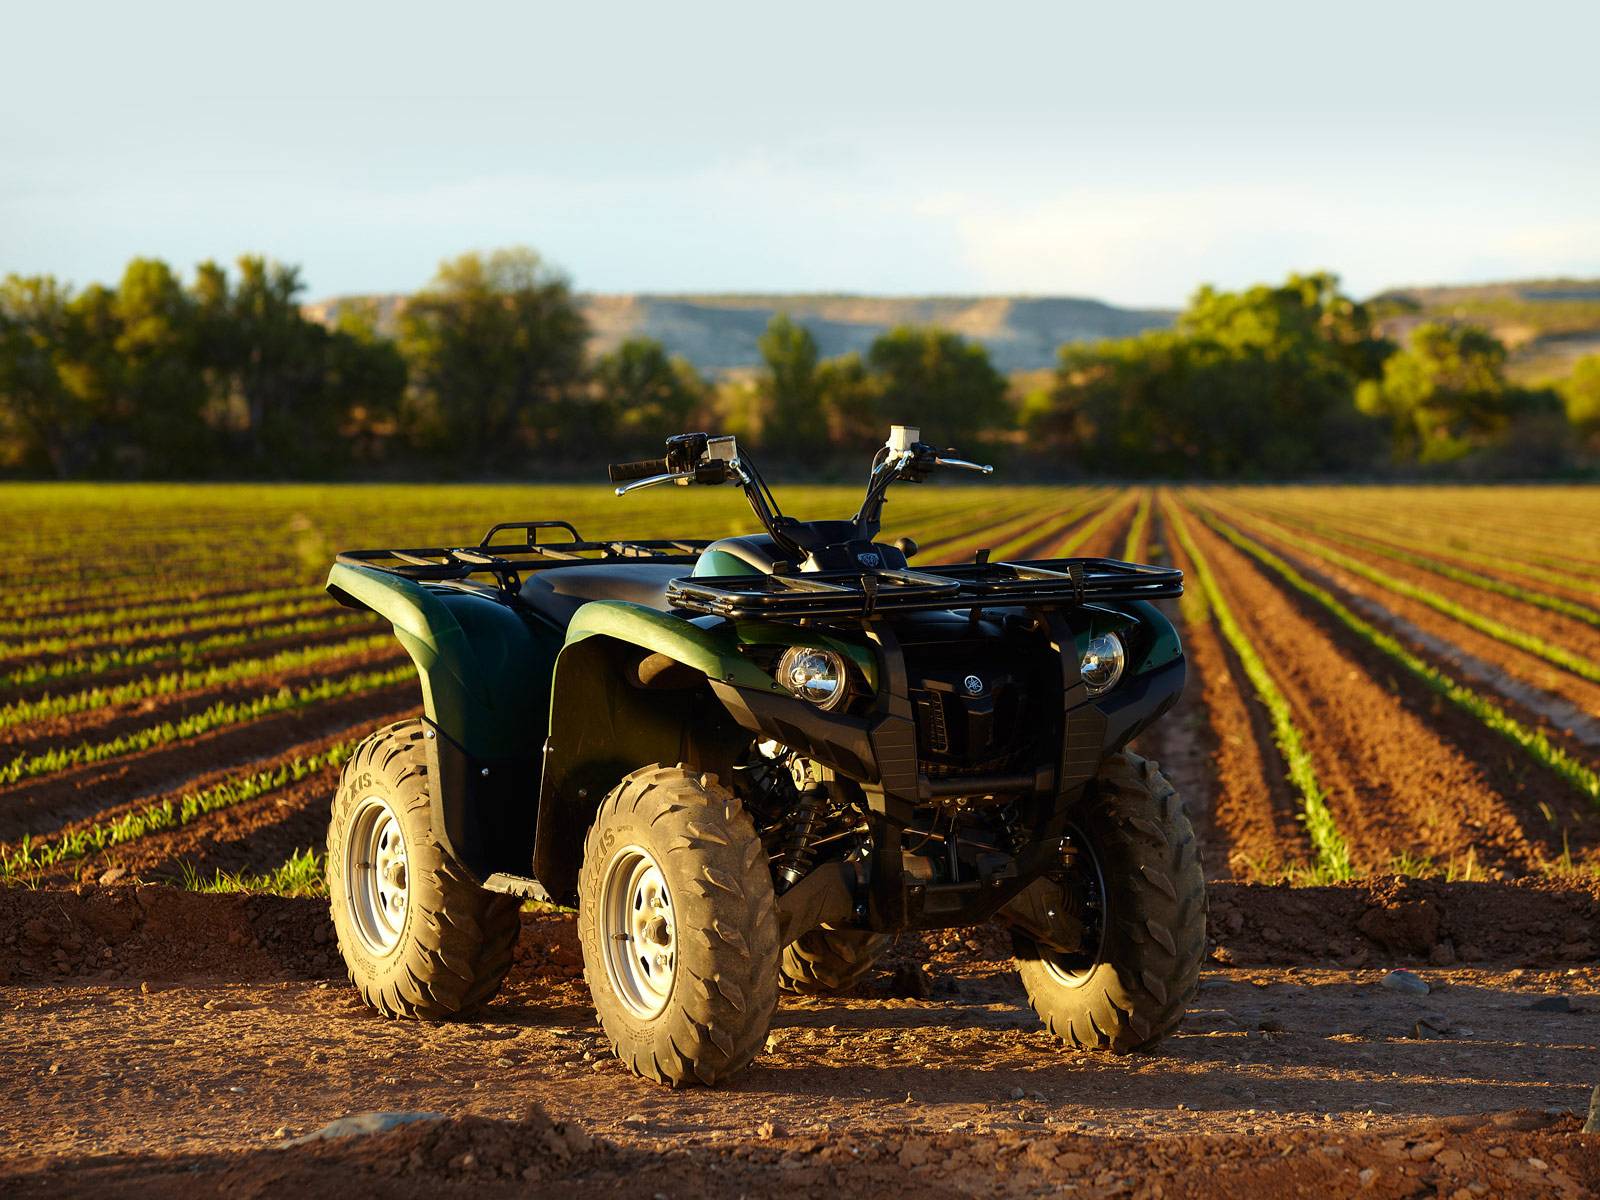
[302,292,1177,374]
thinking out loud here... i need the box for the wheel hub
[599,846,677,1019]
[345,796,410,955]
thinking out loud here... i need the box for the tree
[1356,322,1524,463]
[756,313,827,453]
[1031,273,1391,476]
[94,259,210,475]
[1561,354,1600,453]
[816,352,880,452]
[865,326,1009,453]
[0,275,88,475]
[399,248,588,466]
[591,337,706,450]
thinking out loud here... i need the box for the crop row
[1212,501,1600,683]
[0,633,395,732]
[0,664,414,786]
[0,740,357,881]
[1163,499,1353,881]
[1193,503,1599,807]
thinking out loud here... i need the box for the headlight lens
[776,646,848,709]
[1080,632,1125,697]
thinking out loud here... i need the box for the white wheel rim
[599,844,677,1019]
[345,795,409,955]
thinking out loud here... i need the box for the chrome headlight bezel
[775,645,849,710]
[1080,632,1126,697]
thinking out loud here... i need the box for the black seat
[520,563,687,627]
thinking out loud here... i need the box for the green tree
[756,313,827,453]
[0,275,89,475]
[591,337,706,449]
[398,248,588,466]
[816,351,880,451]
[99,259,209,475]
[865,326,1009,453]
[1033,273,1390,476]
[1561,354,1600,452]
[1356,322,1523,463]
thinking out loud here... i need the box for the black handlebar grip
[607,457,670,483]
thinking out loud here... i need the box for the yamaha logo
[963,674,984,695]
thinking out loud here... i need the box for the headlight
[776,646,848,709]
[1080,632,1125,697]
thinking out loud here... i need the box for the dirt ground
[3,884,1597,1197]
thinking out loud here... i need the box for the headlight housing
[776,646,848,709]
[1080,632,1125,697]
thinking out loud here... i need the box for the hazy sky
[4,1,1597,306]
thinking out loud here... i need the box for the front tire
[578,764,780,1087]
[327,720,521,1019]
[1013,751,1205,1052]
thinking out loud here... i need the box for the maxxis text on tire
[326,719,521,1019]
[577,763,780,1087]
[1013,751,1206,1052]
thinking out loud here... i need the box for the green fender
[561,600,781,694]
[325,562,557,759]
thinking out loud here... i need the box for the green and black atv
[324,427,1205,1086]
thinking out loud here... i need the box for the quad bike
[324,426,1204,1086]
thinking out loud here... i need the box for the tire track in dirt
[0,683,420,842]
[1182,500,1577,876]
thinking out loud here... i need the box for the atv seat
[520,563,685,627]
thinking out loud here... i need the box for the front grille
[904,638,1054,779]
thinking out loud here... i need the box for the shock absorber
[775,759,831,890]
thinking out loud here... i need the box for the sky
[3,1,1597,308]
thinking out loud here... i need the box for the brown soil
[1184,505,1594,874]
[2,884,1597,1198]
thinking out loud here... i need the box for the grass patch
[179,847,326,897]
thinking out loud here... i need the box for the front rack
[335,520,1182,616]
[666,557,1182,619]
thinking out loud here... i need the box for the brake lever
[614,471,695,497]
[935,455,994,474]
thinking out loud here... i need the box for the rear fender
[325,562,557,878]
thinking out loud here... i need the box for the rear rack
[666,558,1182,620]
[336,521,712,596]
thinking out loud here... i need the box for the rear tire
[1013,751,1205,1052]
[779,927,891,995]
[327,720,520,1019]
[578,764,780,1087]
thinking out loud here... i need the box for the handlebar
[608,457,671,483]
[934,455,993,474]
